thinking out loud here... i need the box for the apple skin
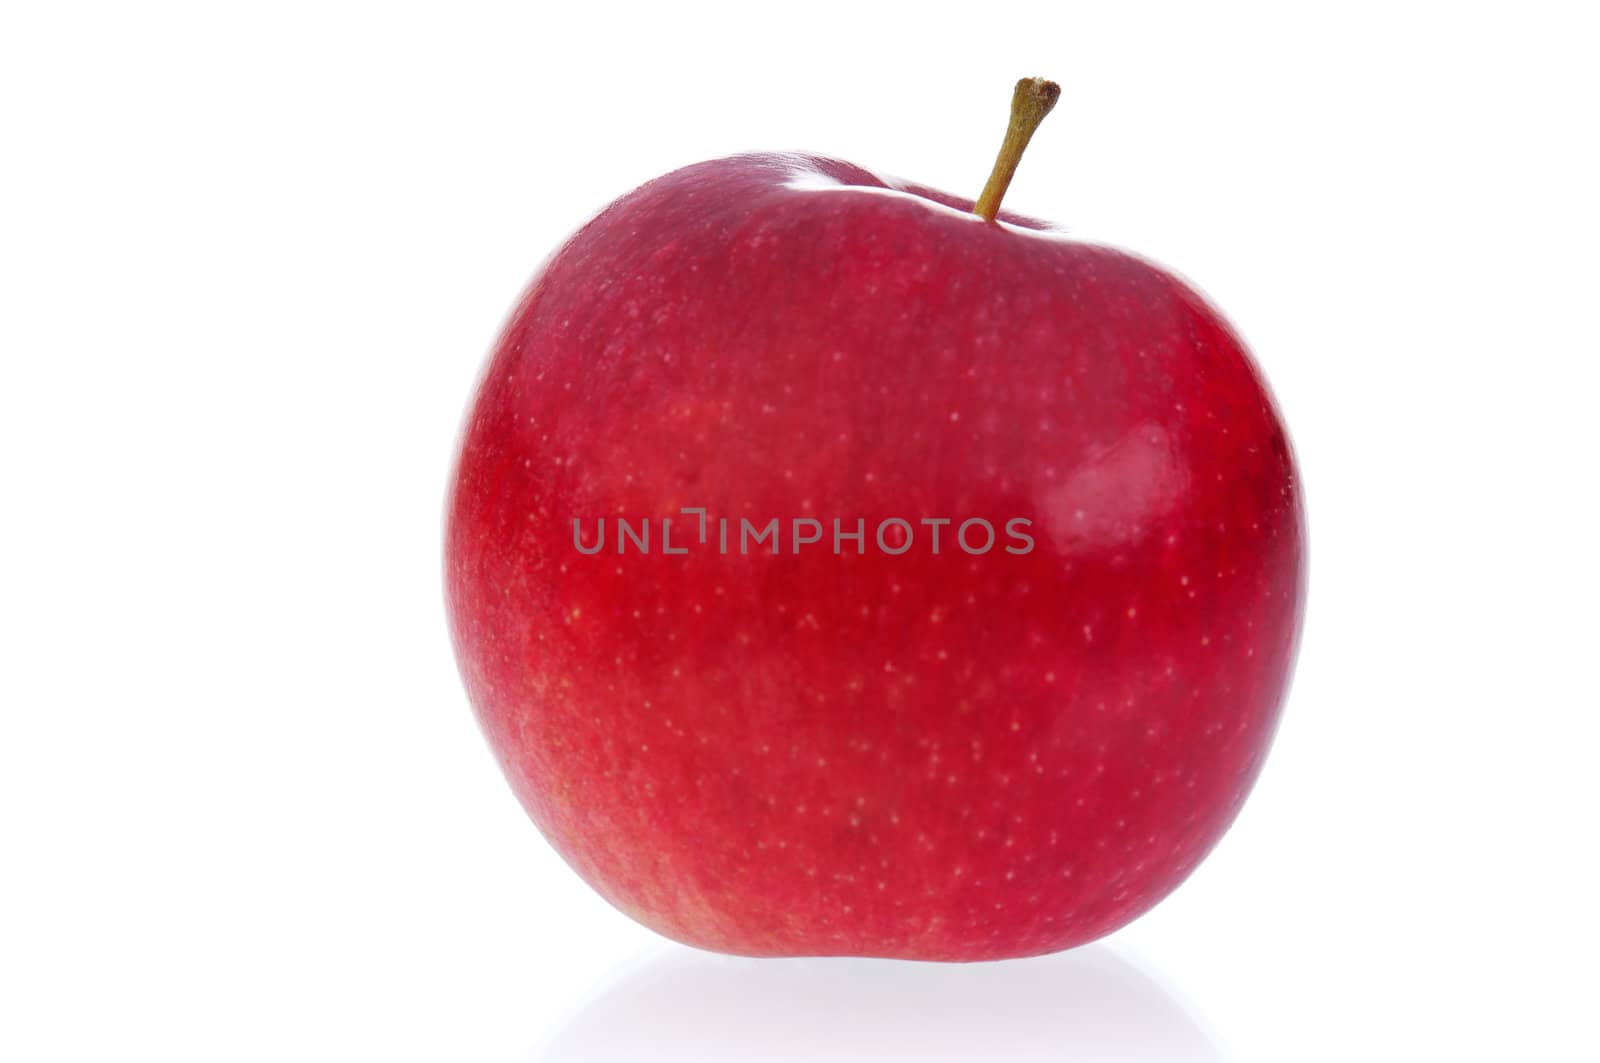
[445,153,1305,961]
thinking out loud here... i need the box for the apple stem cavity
[974,77,1061,223]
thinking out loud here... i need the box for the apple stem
[974,78,1061,222]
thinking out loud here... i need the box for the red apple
[445,80,1304,960]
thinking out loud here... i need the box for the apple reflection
[539,943,1224,1061]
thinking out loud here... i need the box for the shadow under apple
[537,941,1224,1061]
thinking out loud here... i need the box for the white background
[3,2,1597,1059]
